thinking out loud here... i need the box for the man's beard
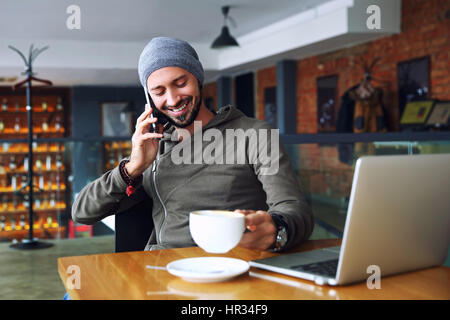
[153,90,202,129]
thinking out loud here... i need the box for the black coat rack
[9,44,54,250]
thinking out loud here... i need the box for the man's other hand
[235,209,277,251]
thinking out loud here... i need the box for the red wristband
[126,185,135,197]
[119,160,142,196]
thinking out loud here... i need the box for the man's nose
[166,89,180,107]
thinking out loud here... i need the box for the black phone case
[147,95,169,133]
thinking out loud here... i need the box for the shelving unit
[0,88,70,242]
[103,140,132,172]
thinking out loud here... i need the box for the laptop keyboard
[291,259,339,278]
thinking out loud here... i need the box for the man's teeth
[172,103,187,112]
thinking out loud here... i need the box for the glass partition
[0,137,132,242]
[284,139,450,238]
[0,135,448,243]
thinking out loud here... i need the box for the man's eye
[176,81,186,87]
[155,91,164,96]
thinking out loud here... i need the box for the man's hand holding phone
[125,104,163,178]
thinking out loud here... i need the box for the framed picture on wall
[101,102,133,137]
[264,86,277,129]
[397,56,430,118]
[400,100,434,126]
[426,100,450,127]
[317,75,338,132]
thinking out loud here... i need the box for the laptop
[250,154,450,286]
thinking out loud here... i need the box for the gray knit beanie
[138,37,204,89]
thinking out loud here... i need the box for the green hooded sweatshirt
[72,105,314,251]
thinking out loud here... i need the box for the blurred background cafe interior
[0,0,449,299]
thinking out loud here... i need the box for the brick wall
[253,0,450,133]
[297,0,449,134]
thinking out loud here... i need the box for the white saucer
[166,257,249,283]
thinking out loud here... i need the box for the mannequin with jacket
[336,78,388,164]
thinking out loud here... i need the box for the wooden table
[58,239,450,300]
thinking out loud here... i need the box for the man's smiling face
[147,66,202,128]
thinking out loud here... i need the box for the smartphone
[143,88,169,133]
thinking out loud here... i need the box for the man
[72,37,314,251]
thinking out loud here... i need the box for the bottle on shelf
[0,215,5,231]
[46,215,53,229]
[50,193,56,208]
[1,99,7,112]
[9,155,16,171]
[48,173,54,190]
[44,195,50,209]
[35,156,43,172]
[1,195,7,211]
[56,155,62,170]
[11,217,16,231]
[42,119,49,132]
[21,175,27,189]
[19,215,26,229]
[55,116,61,132]
[46,155,52,171]
[34,196,41,210]
[0,119,4,133]
[42,101,48,112]
[10,175,17,191]
[55,173,61,190]
[0,170,7,190]
[23,157,29,171]
[23,197,29,210]
[39,175,45,190]
[14,117,20,132]
[12,196,18,210]
[15,102,20,112]
[56,97,63,111]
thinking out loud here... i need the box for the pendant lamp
[211,6,239,49]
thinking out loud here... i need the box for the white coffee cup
[189,210,245,254]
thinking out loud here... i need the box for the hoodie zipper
[152,157,167,244]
